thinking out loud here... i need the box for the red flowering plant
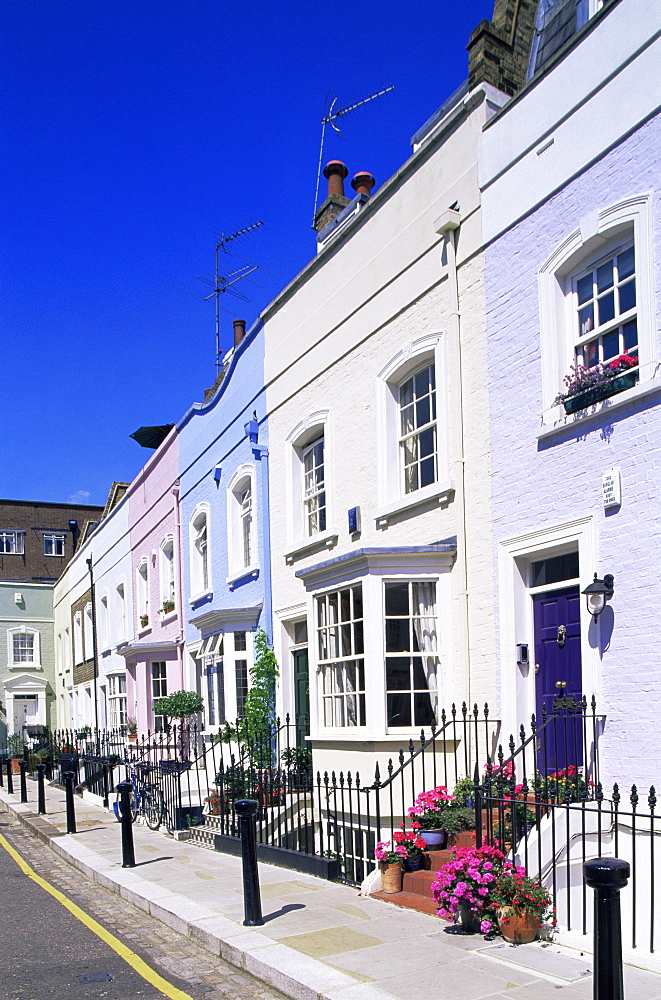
[408,785,472,833]
[554,353,638,403]
[375,827,426,865]
[490,870,556,925]
[431,845,518,934]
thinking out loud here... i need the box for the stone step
[371,890,439,917]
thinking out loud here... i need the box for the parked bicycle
[113,764,170,832]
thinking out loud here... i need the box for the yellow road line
[0,831,194,1000]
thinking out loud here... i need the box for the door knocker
[557,624,566,647]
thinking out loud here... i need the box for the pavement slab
[3,782,661,1000]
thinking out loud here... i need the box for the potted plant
[490,870,555,943]
[76,724,92,740]
[392,825,427,872]
[374,840,407,893]
[431,845,516,934]
[204,791,222,815]
[161,600,175,615]
[7,733,25,774]
[408,785,474,847]
[126,719,138,741]
[555,354,639,414]
[139,613,149,629]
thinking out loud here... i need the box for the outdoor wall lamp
[582,573,614,622]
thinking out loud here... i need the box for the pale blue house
[177,319,271,730]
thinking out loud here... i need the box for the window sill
[537,373,661,441]
[226,565,260,589]
[138,626,151,637]
[285,530,339,565]
[375,479,454,526]
[189,589,213,607]
[8,663,41,671]
[159,610,177,624]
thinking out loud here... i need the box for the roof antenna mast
[197,221,264,374]
[312,84,394,228]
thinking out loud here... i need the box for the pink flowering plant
[554,353,638,403]
[490,871,556,925]
[431,845,519,934]
[375,827,426,865]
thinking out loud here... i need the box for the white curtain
[412,582,438,721]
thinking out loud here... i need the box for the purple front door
[533,586,583,774]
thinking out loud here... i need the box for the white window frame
[73,611,83,665]
[44,533,65,556]
[136,558,149,627]
[285,410,338,561]
[226,464,259,585]
[151,661,168,731]
[108,673,127,728]
[315,584,366,730]
[383,579,439,731]
[375,334,451,524]
[189,502,212,602]
[538,194,656,430]
[7,626,40,668]
[115,581,126,643]
[0,531,25,555]
[100,592,109,650]
[159,534,176,613]
[84,602,93,661]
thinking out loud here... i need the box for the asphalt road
[0,823,187,999]
[0,811,285,1000]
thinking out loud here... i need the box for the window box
[562,369,639,414]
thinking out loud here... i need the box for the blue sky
[1,0,493,506]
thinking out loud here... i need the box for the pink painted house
[120,429,186,733]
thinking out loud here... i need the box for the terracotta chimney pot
[351,171,375,197]
[233,318,246,347]
[323,160,349,198]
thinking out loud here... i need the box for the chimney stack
[314,160,351,234]
[233,318,246,348]
[351,171,376,198]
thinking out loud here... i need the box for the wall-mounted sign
[602,467,621,509]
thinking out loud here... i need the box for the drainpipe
[171,482,185,689]
[86,557,100,735]
[434,208,471,707]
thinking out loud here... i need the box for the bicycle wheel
[142,789,163,830]
[114,784,138,823]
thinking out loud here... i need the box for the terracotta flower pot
[380,863,403,893]
[497,907,540,944]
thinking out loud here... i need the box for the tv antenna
[196,221,264,374]
[312,84,394,228]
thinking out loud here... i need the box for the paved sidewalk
[2,781,661,1000]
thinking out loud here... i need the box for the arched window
[189,504,211,599]
[538,194,654,423]
[375,334,450,524]
[159,535,176,613]
[136,558,149,627]
[226,466,258,582]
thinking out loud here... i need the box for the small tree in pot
[152,690,204,760]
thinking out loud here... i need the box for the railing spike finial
[420,729,425,745]
[461,701,467,718]
[387,759,394,777]
[472,703,478,720]
[630,784,638,808]
[408,739,415,756]
[398,749,405,766]
[613,782,620,804]
[374,762,381,786]
[452,703,457,720]
[355,771,361,789]
[649,786,657,811]
[531,712,537,734]
[508,734,515,756]
[519,724,526,745]
[441,707,447,726]
[324,770,329,787]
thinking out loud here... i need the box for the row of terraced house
[3,0,660,797]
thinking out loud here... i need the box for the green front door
[293,649,309,748]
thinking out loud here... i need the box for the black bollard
[36,764,46,814]
[63,771,77,834]
[102,764,109,809]
[234,799,264,926]
[6,760,13,795]
[0,758,4,788]
[19,759,28,803]
[584,857,630,1000]
[116,781,136,868]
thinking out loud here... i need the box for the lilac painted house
[480,0,661,787]
[119,428,185,733]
